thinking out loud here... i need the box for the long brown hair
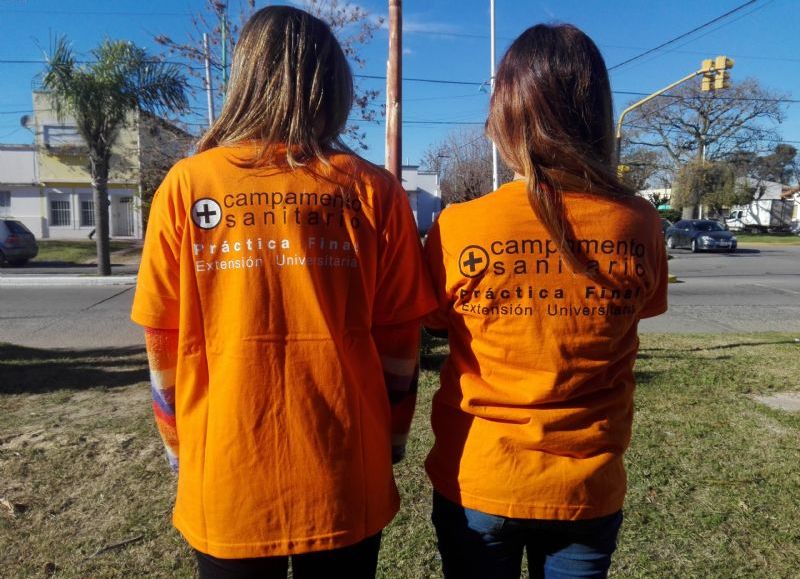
[487,23,634,274]
[196,5,353,167]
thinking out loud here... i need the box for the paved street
[639,244,800,334]
[1,244,799,349]
[0,285,143,349]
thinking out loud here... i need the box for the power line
[608,0,758,71]
[354,73,485,87]
[614,90,800,105]
[0,58,206,70]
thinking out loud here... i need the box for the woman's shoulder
[569,190,660,220]
[325,152,400,188]
[437,183,520,226]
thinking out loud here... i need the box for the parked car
[661,218,673,235]
[0,219,38,266]
[665,219,737,253]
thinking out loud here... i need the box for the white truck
[725,198,794,233]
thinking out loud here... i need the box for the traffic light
[715,55,734,71]
[700,58,715,92]
[714,56,734,90]
[714,70,731,90]
[698,55,733,92]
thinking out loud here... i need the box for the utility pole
[385,0,402,180]
[490,0,499,191]
[203,33,215,126]
[489,0,500,191]
[220,2,229,101]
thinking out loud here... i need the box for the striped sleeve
[371,321,422,464]
[144,327,179,472]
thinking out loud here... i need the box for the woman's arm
[144,327,179,472]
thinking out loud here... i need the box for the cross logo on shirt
[191,198,223,230]
[458,245,489,278]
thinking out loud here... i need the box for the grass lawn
[33,241,140,265]
[734,232,800,245]
[1,334,799,578]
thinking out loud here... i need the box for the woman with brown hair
[423,24,668,578]
[132,6,434,578]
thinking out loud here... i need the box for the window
[5,220,31,234]
[50,199,71,226]
[0,191,9,216]
[44,125,83,147]
[80,198,95,227]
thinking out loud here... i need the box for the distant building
[0,145,41,236]
[639,178,798,220]
[0,92,193,240]
[400,165,442,234]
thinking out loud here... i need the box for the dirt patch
[753,391,800,412]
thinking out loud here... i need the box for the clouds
[400,18,462,37]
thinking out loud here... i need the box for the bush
[659,208,681,222]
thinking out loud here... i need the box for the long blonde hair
[487,24,634,275]
[196,5,353,167]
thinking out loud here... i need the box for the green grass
[1,335,799,578]
[33,241,138,265]
[734,232,800,245]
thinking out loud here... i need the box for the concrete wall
[0,186,46,237]
[0,146,38,183]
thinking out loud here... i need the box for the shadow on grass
[0,343,148,394]
[640,339,797,354]
[633,370,661,387]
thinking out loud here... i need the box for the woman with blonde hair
[423,23,668,578]
[132,6,434,578]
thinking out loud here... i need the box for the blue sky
[1,0,798,168]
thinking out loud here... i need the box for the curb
[0,275,137,287]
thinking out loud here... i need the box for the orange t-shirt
[131,145,435,558]
[423,180,668,520]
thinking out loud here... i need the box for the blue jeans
[432,492,622,579]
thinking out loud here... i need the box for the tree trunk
[90,154,112,276]
[682,205,696,220]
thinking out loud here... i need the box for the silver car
[0,219,38,266]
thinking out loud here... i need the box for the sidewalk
[0,247,140,286]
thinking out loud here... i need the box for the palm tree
[43,37,188,275]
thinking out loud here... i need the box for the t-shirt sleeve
[421,218,450,331]
[372,180,438,326]
[640,225,669,319]
[131,165,185,329]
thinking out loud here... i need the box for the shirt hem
[429,478,624,521]
[174,508,397,559]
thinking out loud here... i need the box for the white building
[400,165,442,234]
[0,145,45,237]
[0,93,193,240]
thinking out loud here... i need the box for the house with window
[400,165,442,234]
[0,91,193,240]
